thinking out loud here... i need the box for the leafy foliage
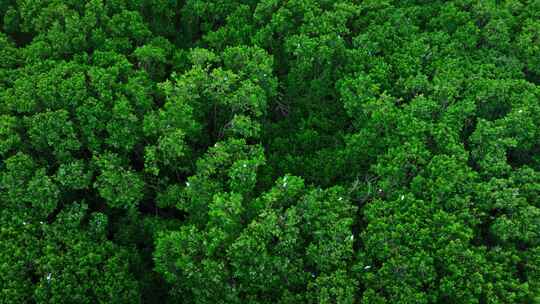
[1,0,540,303]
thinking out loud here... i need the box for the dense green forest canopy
[1,0,540,303]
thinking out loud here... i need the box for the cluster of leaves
[1,0,540,303]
